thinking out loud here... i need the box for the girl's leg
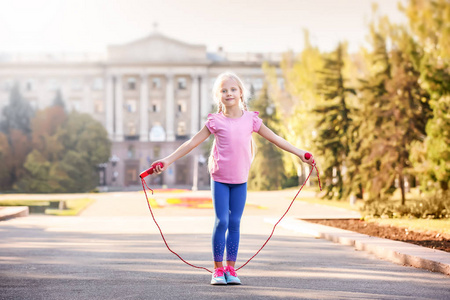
[211,180,230,268]
[225,182,247,267]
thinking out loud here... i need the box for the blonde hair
[212,72,250,113]
[208,72,256,173]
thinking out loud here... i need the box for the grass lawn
[366,218,450,237]
[282,186,450,236]
[45,198,94,216]
[0,198,94,216]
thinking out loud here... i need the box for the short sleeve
[252,111,263,132]
[205,113,216,134]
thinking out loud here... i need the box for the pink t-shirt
[205,110,263,184]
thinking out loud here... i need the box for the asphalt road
[0,190,449,299]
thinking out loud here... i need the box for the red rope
[141,178,213,273]
[141,164,322,273]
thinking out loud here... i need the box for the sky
[0,0,408,55]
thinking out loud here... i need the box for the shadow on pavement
[1,221,449,300]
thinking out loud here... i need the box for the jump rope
[139,152,322,273]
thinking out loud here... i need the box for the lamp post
[109,155,120,186]
[97,163,108,187]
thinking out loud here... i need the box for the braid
[241,97,248,111]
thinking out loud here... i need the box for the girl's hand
[299,151,315,166]
[151,159,170,175]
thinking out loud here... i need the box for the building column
[105,74,114,139]
[83,78,93,115]
[115,75,124,141]
[139,73,149,141]
[190,74,199,136]
[165,74,175,141]
[200,74,209,123]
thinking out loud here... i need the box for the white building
[0,32,282,190]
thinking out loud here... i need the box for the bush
[361,191,450,219]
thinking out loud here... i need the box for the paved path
[0,190,449,299]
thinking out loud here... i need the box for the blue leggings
[211,180,247,262]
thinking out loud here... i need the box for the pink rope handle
[141,163,322,273]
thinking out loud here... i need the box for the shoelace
[225,266,237,277]
[213,267,225,278]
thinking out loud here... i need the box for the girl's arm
[257,123,315,166]
[152,126,211,174]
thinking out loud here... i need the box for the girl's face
[219,78,242,109]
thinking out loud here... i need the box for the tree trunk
[399,173,406,205]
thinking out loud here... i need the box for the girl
[150,72,315,285]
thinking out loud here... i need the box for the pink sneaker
[210,267,227,285]
[224,266,241,285]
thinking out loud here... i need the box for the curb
[0,206,29,221]
[265,217,450,276]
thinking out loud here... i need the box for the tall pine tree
[358,20,431,204]
[314,43,355,200]
[0,83,34,135]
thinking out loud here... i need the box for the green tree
[248,84,285,190]
[0,83,34,135]
[19,150,55,193]
[0,84,33,190]
[358,18,431,204]
[18,109,111,193]
[314,43,356,200]
[52,89,65,109]
[6,129,32,190]
[16,106,67,192]
[0,132,11,189]
[403,0,450,194]
[57,112,111,192]
[264,30,324,186]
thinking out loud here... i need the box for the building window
[48,79,59,91]
[177,100,186,113]
[153,145,161,159]
[24,79,35,91]
[126,168,138,183]
[92,77,104,90]
[71,99,81,111]
[127,122,137,136]
[127,77,137,90]
[177,77,187,90]
[149,124,166,142]
[94,100,104,113]
[127,144,135,159]
[71,78,83,91]
[177,121,187,136]
[152,77,161,89]
[126,99,137,113]
[151,101,160,113]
